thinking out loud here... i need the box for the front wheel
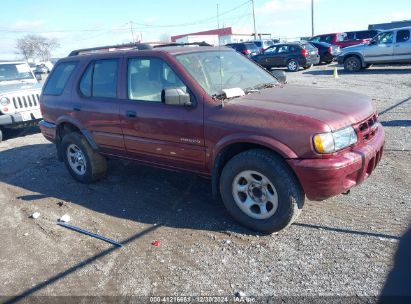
[344,56,362,72]
[61,132,107,183]
[287,59,299,72]
[219,149,304,233]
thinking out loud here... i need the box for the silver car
[337,26,411,71]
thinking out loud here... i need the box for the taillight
[328,46,333,53]
[242,49,251,55]
[301,49,309,57]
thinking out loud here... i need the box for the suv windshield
[175,50,278,97]
[0,63,35,82]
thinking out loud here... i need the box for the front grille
[355,114,378,142]
[12,94,40,110]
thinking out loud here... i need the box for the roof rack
[68,43,153,57]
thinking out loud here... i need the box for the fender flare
[210,134,298,199]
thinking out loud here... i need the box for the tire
[0,128,3,143]
[219,149,304,233]
[303,64,313,70]
[344,56,362,72]
[61,132,107,183]
[287,59,299,72]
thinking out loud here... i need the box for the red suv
[310,32,370,48]
[39,44,384,233]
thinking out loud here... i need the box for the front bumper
[39,120,56,142]
[287,123,385,201]
[0,111,42,127]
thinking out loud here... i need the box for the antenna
[130,21,135,43]
[217,3,224,108]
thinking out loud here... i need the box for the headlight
[313,126,357,153]
[0,97,10,106]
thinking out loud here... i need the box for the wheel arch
[211,135,298,199]
[343,52,365,66]
[55,117,98,161]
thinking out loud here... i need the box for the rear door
[76,59,125,155]
[275,45,290,66]
[393,29,411,61]
[119,56,206,173]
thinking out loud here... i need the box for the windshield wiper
[245,82,278,94]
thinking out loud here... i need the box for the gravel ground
[0,63,410,302]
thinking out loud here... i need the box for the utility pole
[252,0,257,39]
[130,21,135,43]
[217,4,221,46]
[311,0,314,36]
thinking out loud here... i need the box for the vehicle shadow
[381,120,411,127]
[0,143,253,234]
[1,126,41,141]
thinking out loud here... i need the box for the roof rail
[68,43,153,57]
[154,42,213,48]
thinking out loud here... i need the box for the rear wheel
[0,128,3,143]
[287,59,299,72]
[61,132,107,183]
[219,149,304,233]
[344,56,362,72]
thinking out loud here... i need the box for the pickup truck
[39,44,385,233]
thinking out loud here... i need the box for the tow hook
[342,190,351,195]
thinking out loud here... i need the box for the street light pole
[252,0,257,39]
[311,0,314,36]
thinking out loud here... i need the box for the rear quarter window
[43,62,77,95]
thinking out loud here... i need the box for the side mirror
[35,73,42,81]
[162,88,192,106]
[270,70,287,84]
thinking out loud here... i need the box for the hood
[340,43,367,54]
[229,85,374,131]
[0,81,42,95]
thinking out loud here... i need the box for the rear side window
[79,59,118,98]
[43,62,77,95]
[397,30,410,43]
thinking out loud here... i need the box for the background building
[171,27,256,45]
[369,20,411,30]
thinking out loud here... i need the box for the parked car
[251,43,320,71]
[345,30,380,41]
[309,32,369,48]
[308,41,341,64]
[0,61,42,142]
[251,39,275,52]
[337,27,411,71]
[225,42,260,58]
[39,44,384,233]
[35,61,54,74]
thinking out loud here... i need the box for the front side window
[43,62,77,95]
[396,30,410,43]
[310,36,321,42]
[376,32,394,44]
[264,46,277,54]
[128,58,187,102]
[79,59,118,98]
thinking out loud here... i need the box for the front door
[120,56,206,173]
[364,31,394,62]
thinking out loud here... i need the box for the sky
[1,0,410,60]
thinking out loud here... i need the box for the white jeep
[0,61,43,142]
